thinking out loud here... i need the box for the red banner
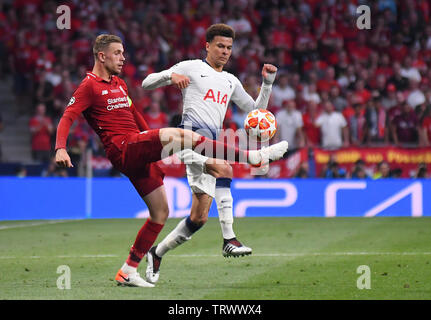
[313,147,431,178]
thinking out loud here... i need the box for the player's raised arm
[231,64,277,112]
[55,80,93,168]
[141,61,191,90]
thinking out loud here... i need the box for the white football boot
[145,246,161,284]
[249,141,289,167]
[261,140,289,163]
[115,269,155,288]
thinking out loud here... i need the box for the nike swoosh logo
[201,75,208,77]
[120,275,130,282]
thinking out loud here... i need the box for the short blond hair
[93,34,122,59]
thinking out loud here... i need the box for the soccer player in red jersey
[55,34,288,287]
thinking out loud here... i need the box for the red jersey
[55,72,149,157]
[29,115,53,151]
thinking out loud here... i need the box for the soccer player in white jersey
[141,24,279,284]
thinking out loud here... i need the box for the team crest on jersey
[67,97,75,106]
[102,90,108,95]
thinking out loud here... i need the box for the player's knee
[150,204,169,224]
[207,162,233,178]
[160,128,183,144]
[218,163,233,178]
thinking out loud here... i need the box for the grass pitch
[0,217,430,300]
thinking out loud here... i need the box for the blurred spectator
[15,164,27,178]
[302,100,321,147]
[373,160,391,179]
[271,73,295,109]
[381,83,398,109]
[226,7,252,38]
[316,66,339,93]
[420,107,431,146]
[413,162,428,178]
[68,116,92,176]
[364,95,388,145]
[353,79,371,105]
[351,159,370,179]
[143,100,168,129]
[275,100,304,151]
[348,103,366,146]
[322,159,347,178]
[315,101,349,149]
[295,161,310,178]
[387,91,406,124]
[390,167,403,178]
[29,103,53,163]
[390,102,419,146]
[302,82,321,104]
[400,56,421,83]
[329,85,347,112]
[387,61,409,91]
[406,79,426,108]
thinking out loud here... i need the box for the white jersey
[141,59,273,138]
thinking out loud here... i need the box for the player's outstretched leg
[115,186,168,288]
[158,128,289,165]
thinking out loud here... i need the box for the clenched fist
[171,73,190,90]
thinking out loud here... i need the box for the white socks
[121,262,137,274]
[215,186,236,240]
[155,218,193,257]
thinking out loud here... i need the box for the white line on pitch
[0,220,79,230]
[1,252,431,260]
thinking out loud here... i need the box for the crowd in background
[1,0,431,178]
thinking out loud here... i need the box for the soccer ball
[244,108,277,142]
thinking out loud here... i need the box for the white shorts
[176,149,216,198]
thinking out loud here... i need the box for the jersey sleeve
[55,79,93,150]
[231,75,273,113]
[141,60,193,90]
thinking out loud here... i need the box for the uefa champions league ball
[244,108,277,142]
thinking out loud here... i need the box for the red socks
[126,219,164,268]
[194,135,248,162]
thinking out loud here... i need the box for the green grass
[1,217,431,300]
